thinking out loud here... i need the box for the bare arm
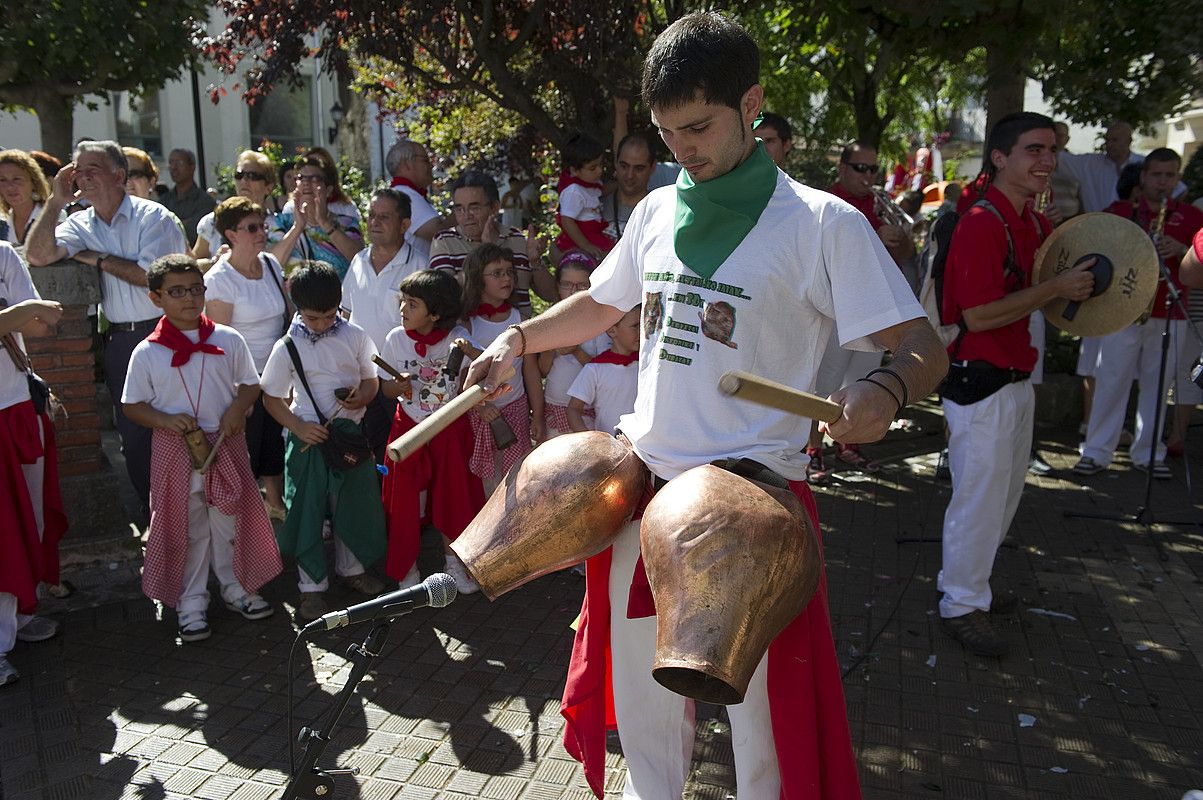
[1180,244,1203,288]
[0,299,62,336]
[123,401,196,433]
[823,317,949,445]
[263,393,329,445]
[218,382,260,437]
[96,254,150,287]
[566,397,589,433]
[961,259,1094,332]
[205,300,234,326]
[525,225,557,302]
[465,291,624,394]
[412,214,452,243]
[524,353,546,444]
[26,200,69,266]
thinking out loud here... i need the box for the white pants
[179,472,248,614]
[939,381,1033,619]
[1076,335,1101,377]
[813,333,883,398]
[608,522,779,800]
[1082,321,1191,467]
[2,417,48,656]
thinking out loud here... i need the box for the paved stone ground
[2,400,1202,800]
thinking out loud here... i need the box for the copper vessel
[451,431,648,600]
[640,464,820,705]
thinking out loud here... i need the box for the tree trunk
[984,44,1026,135]
[34,91,75,162]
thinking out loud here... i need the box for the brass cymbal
[1033,212,1159,337]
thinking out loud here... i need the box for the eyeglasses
[483,269,515,280]
[558,280,590,291]
[160,285,207,298]
[127,170,152,181]
[845,162,880,175]
[296,174,326,185]
[235,170,267,181]
[235,222,265,234]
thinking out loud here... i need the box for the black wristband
[865,367,908,409]
[856,376,902,414]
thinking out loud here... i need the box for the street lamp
[328,102,345,143]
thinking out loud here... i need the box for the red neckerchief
[590,349,637,366]
[406,327,449,357]
[472,302,512,318]
[556,170,604,193]
[146,314,225,367]
[390,175,429,198]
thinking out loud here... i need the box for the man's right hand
[463,330,521,401]
[51,163,78,205]
[293,421,329,446]
[1052,257,1095,302]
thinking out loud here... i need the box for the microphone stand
[282,622,391,799]
[1065,244,1202,556]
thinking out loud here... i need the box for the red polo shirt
[1104,197,1202,320]
[942,185,1051,371]
[826,182,883,230]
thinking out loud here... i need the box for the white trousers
[1082,321,1191,467]
[812,334,882,399]
[939,381,1033,619]
[1076,335,1101,377]
[608,521,779,800]
[179,472,248,614]
[1,417,48,656]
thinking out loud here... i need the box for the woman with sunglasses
[121,147,162,201]
[267,153,363,278]
[204,196,291,519]
[193,150,278,263]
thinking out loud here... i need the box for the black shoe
[941,611,1008,657]
[1028,450,1054,476]
[935,449,951,480]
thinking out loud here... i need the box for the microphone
[307,573,458,631]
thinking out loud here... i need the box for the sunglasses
[160,285,207,299]
[235,222,265,234]
[235,170,267,181]
[127,170,152,180]
[845,162,880,175]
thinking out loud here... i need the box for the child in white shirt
[567,305,641,436]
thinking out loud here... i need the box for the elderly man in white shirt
[386,139,448,264]
[342,187,424,459]
[26,140,188,511]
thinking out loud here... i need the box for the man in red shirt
[939,113,1093,657]
[1074,148,1203,479]
[808,142,917,477]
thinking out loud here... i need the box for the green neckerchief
[673,140,778,280]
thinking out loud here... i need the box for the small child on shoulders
[554,134,615,261]
[378,269,485,595]
[461,243,541,495]
[567,305,641,436]
[538,249,609,438]
[122,254,282,643]
[260,261,387,623]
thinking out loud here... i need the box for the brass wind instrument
[1137,196,1168,324]
[870,186,913,232]
[1035,187,1050,213]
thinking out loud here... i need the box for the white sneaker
[398,564,422,590]
[0,656,18,687]
[444,555,479,595]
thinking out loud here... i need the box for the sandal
[836,443,879,472]
[805,446,829,483]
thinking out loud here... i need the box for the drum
[640,464,820,705]
[451,431,648,600]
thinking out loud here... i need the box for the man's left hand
[877,224,907,249]
[821,380,897,444]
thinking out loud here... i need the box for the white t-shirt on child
[588,175,924,481]
[544,331,610,406]
[464,308,525,401]
[567,359,638,436]
[377,324,471,422]
[559,183,604,223]
[122,324,260,432]
[0,243,39,412]
[260,319,378,424]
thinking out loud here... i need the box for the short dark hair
[757,112,792,142]
[288,261,342,312]
[642,12,759,112]
[371,187,412,220]
[983,112,1055,181]
[214,196,265,246]
[449,170,500,205]
[148,254,203,291]
[398,269,462,332]
[616,132,658,164]
[1143,147,1181,170]
[1116,162,1143,201]
[839,141,876,163]
[562,133,605,170]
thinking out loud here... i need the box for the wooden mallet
[386,364,516,463]
[717,370,842,422]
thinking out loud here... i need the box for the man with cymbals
[466,12,946,799]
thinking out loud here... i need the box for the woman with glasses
[267,153,363,278]
[204,196,291,519]
[0,150,54,245]
[193,150,277,263]
[121,147,162,201]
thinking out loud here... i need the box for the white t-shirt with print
[195,211,223,254]
[545,331,610,406]
[204,253,288,371]
[588,174,924,481]
[0,243,39,411]
[122,324,260,432]
[567,359,638,436]
[559,183,604,223]
[377,324,471,422]
[260,320,378,424]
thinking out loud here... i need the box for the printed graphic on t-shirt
[642,269,753,366]
[408,358,454,414]
[699,300,738,349]
[643,291,664,340]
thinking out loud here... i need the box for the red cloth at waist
[555,217,616,256]
[560,477,861,799]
